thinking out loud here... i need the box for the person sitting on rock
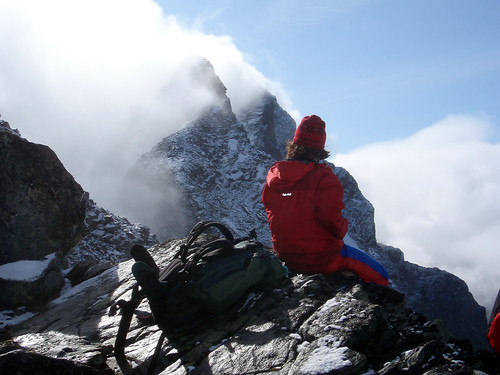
[488,289,500,354]
[262,114,389,286]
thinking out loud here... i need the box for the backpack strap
[183,238,235,273]
[146,331,167,375]
[111,283,169,375]
[178,221,234,262]
[112,284,144,360]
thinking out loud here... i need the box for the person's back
[263,160,347,272]
[262,115,388,286]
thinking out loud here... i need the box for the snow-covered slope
[120,92,296,243]
[64,197,158,269]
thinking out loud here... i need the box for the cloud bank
[334,115,500,315]
[0,0,296,212]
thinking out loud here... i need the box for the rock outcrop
[63,197,158,285]
[0,120,86,265]
[4,240,499,374]
[0,121,86,308]
[333,167,490,350]
[0,119,157,310]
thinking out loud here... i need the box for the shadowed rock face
[0,255,64,309]
[6,240,499,375]
[0,120,86,265]
[0,349,112,375]
[0,120,158,309]
[0,121,86,309]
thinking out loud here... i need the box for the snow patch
[300,346,352,374]
[0,253,56,282]
[0,310,36,329]
[318,296,343,315]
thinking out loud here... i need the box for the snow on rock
[300,345,352,374]
[0,310,35,330]
[64,197,158,270]
[0,252,63,310]
[120,91,296,244]
[0,253,56,282]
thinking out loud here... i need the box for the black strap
[146,331,167,375]
[187,239,234,269]
[113,284,144,362]
[179,221,234,262]
[112,284,169,375]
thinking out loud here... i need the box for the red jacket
[262,160,348,273]
[489,312,500,354]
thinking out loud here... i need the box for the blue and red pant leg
[325,244,389,286]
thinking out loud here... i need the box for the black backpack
[111,220,287,374]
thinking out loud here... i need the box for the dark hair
[285,140,330,162]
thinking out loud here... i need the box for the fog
[0,0,296,214]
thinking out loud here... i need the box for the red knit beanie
[292,115,326,150]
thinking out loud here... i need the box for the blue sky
[157,0,500,152]
[1,0,499,315]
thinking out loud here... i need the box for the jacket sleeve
[315,170,349,240]
[489,313,500,354]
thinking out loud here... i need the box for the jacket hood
[265,160,317,190]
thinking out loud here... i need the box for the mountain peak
[160,56,233,117]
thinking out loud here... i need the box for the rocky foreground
[1,240,498,375]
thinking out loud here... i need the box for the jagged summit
[159,56,233,121]
[120,90,296,242]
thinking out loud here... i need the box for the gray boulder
[0,119,158,309]
[0,254,63,309]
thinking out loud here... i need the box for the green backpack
[111,220,287,374]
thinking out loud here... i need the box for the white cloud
[334,115,500,314]
[0,0,297,211]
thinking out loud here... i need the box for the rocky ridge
[120,92,295,243]
[2,240,498,375]
[63,197,158,285]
